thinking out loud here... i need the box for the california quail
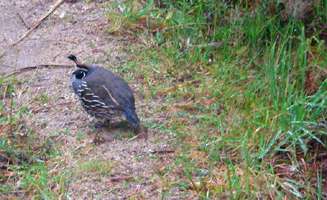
[68,54,140,133]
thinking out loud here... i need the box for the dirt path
[0,1,188,199]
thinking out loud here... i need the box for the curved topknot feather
[68,54,78,62]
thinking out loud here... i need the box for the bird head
[69,55,90,89]
[70,67,89,93]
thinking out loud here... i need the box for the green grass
[76,159,113,176]
[34,93,49,105]
[0,78,67,199]
[1,0,326,199]
[107,0,327,198]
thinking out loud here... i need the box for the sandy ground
[0,1,193,199]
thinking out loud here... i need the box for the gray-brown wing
[85,67,135,111]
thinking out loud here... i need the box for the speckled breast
[72,79,121,120]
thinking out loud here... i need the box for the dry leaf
[200,98,216,106]
[157,80,200,96]
[304,69,318,95]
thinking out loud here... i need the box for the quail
[68,54,140,133]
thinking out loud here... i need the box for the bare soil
[0,1,193,199]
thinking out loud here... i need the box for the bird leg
[92,120,112,144]
[93,119,111,129]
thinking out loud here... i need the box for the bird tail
[67,54,89,69]
[124,109,140,133]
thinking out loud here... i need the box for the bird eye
[75,71,86,79]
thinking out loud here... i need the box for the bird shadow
[88,121,136,143]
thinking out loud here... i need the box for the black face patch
[73,69,87,79]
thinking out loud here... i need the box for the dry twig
[16,12,30,29]
[157,80,200,96]
[109,175,134,182]
[2,64,73,78]
[12,0,65,46]
[150,149,175,154]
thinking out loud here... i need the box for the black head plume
[68,54,78,63]
[67,54,89,69]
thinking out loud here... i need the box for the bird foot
[93,134,105,145]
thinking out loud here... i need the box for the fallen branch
[171,101,197,111]
[109,175,134,182]
[12,0,65,46]
[157,80,200,96]
[150,149,175,154]
[2,64,73,78]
